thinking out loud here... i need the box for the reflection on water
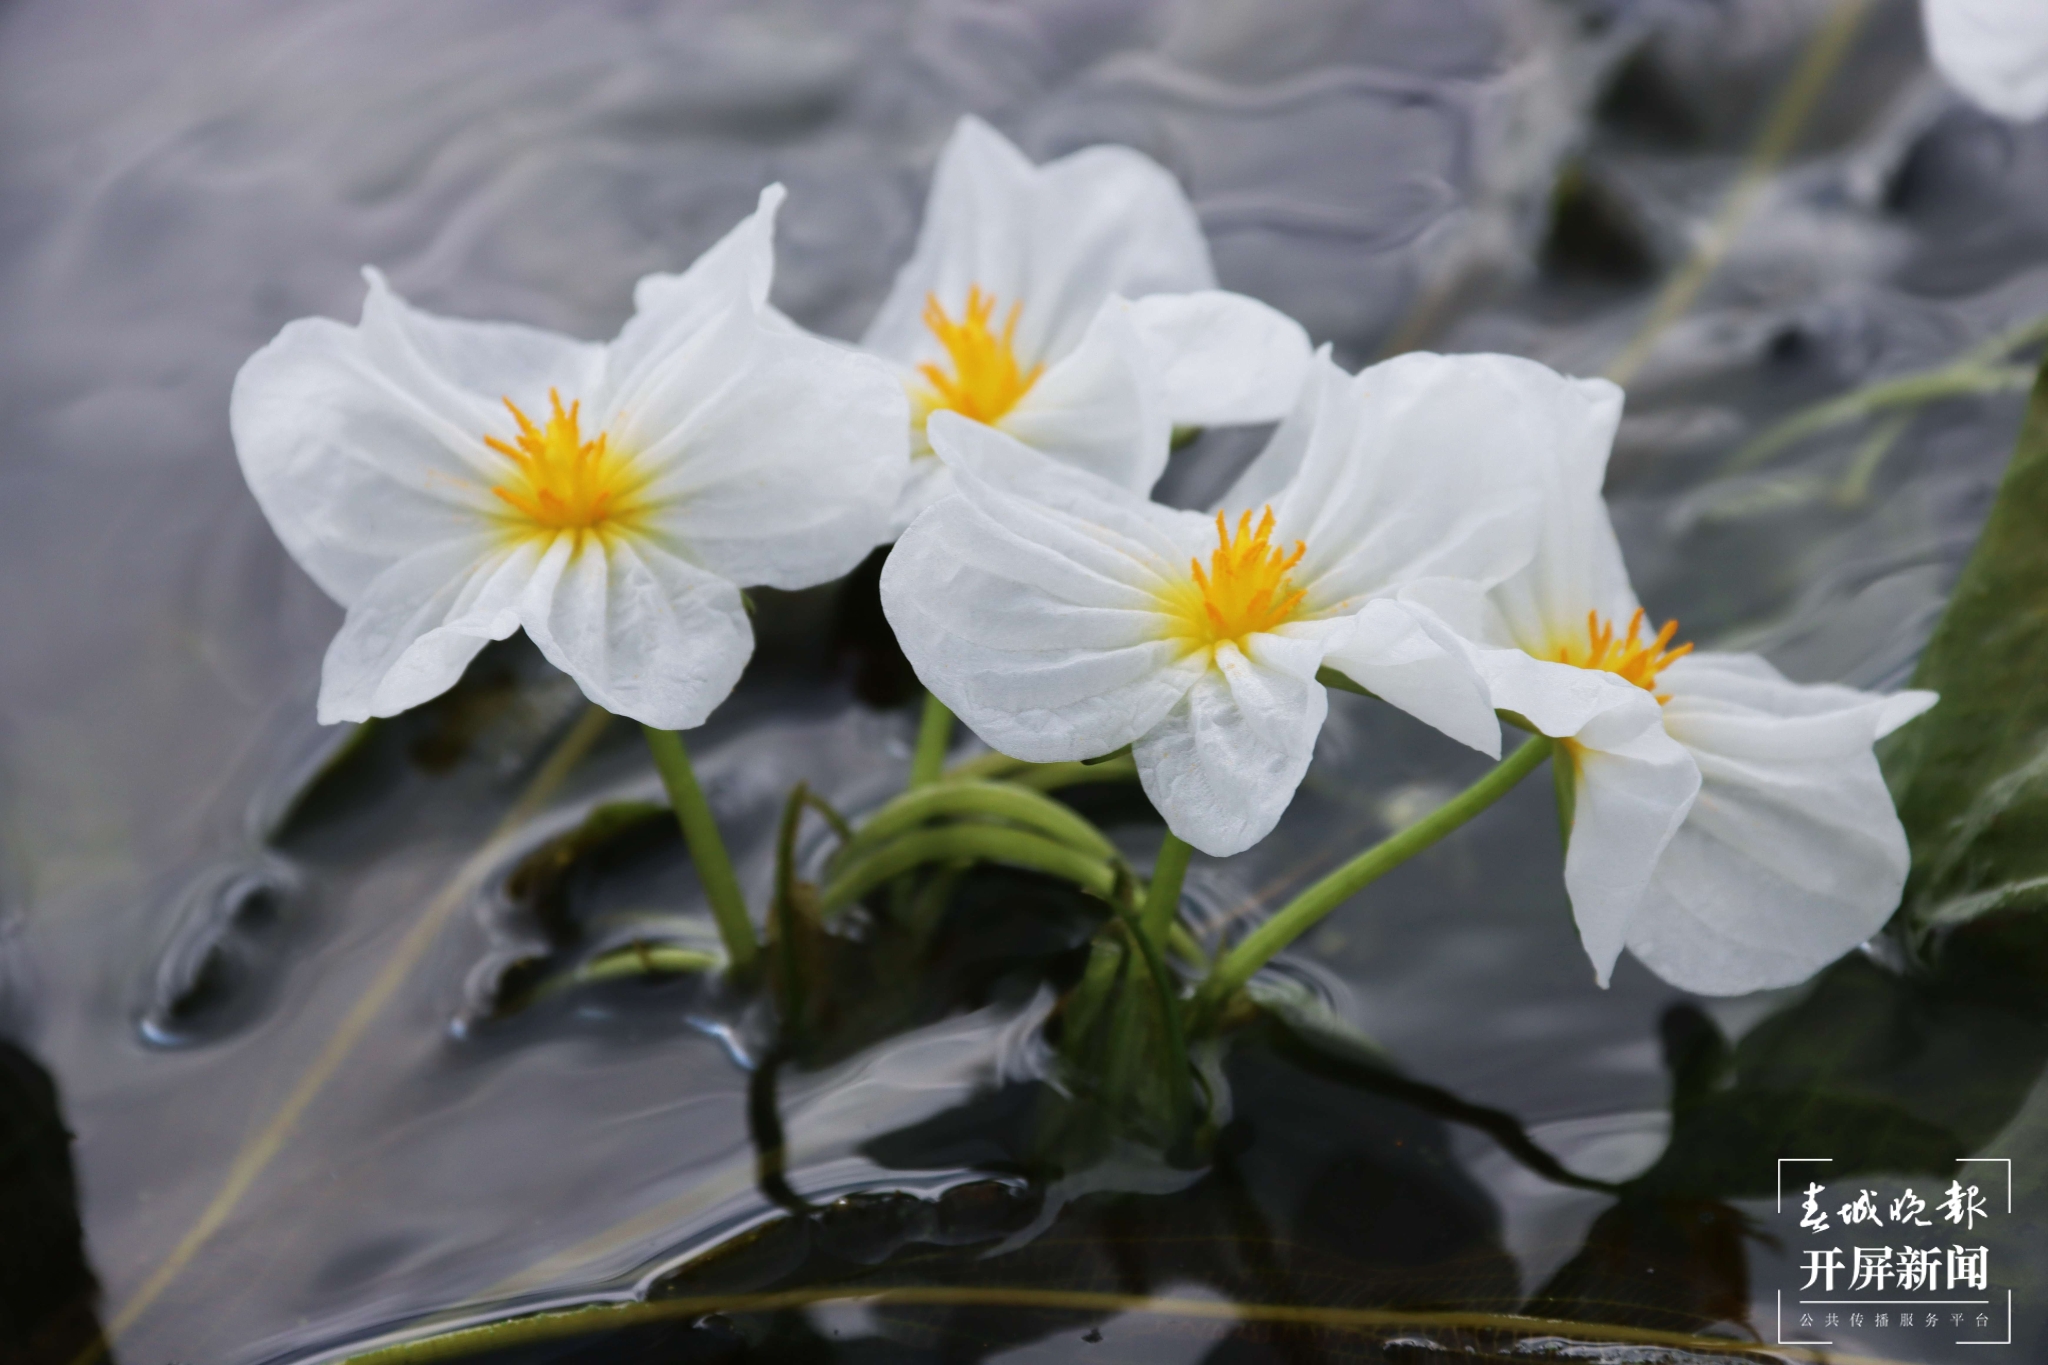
[2,0,2046,1361]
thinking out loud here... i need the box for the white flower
[880,349,1575,856]
[233,187,908,730]
[1924,0,2048,122]
[860,116,1312,524]
[1411,385,1938,994]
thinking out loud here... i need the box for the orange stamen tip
[1167,504,1310,648]
[1554,607,1691,698]
[915,286,1044,427]
[486,392,643,536]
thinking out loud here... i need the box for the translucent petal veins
[1551,607,1693,701]
[914,286,1045,428]
[485,389,650,538]
[1164,507,1310,649]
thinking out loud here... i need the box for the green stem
[771,783,811,1031]
[1006,755,1138,792]
[1140,831,1194,946]
[909,691,954,787]
[818,825,1118,913]
[1550,743,1577,852]
[941,749,1138,791]
[570,943,723,988]
[833,780,1119,869]
[1196,736,1552,1015]
[1724,363,2034,473]
[642,726,758,973]
[1831,409,1913,506]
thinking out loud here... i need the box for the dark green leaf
[1886,357,2048,993]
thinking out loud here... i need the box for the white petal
[518,534,753,731]
[1465,645,1700,985]
[1564,711,1701,987]
[1320,595,1502,757]
[317,534,554,724]
[1227,351,1553,612]
[605,184,783,416]
[1623,653,1929,994]
[1877,688,1940,737]
[1924,0,2048,122]
[886,453,955,537]
[589,185,910,589]
[1133,636,1330,857]
[1446,361,1632,654]
[1124,291,1311,428]
[881,430,1209,761]
[860,116,1213,370]
[995,300,1169,494]
[928,411,1193,562]
[619,308,908,591]
[231,271,604,605]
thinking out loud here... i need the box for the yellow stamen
[914,286,1044,428]
[1551,607,1693,701]
[1163,507,1310,649]
[485,389,646,537]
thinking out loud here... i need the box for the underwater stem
[642,726,758,973]
[1115,904,1195,1142]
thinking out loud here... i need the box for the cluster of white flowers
[234,116,1937,999]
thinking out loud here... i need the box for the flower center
[1165,507,1309,648]
[486,389,646,535]
[1550,607,1692,700]
[913,286,1044,429]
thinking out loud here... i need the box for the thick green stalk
[642,726,758,972]
[909,691,954,787]
[1196,736,1552,1014]
[1140,831,1194,946]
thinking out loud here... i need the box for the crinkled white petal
[1226,350,1551,607]
[996,300,1168,492]
[860,115,1213,369]
[1124,291,1311,428]
[927,411,1194,560]
[1455,363,1631,653]
[231,271,604,605]
[887,451,959,537]
[1320,595,1502,757]
[1134,633,1332,857]
[317,533,556,724]
[1464,645,1699,986]
[517,533,754,731]
[1924,0,2048,122]
[886,295,1171,533]
[1565,721,1702,988]
[883,421,1211,761]
[615,306,907,592]
[595,188,907,590]
[605,185,783,413]
[1625,653,1937,994]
